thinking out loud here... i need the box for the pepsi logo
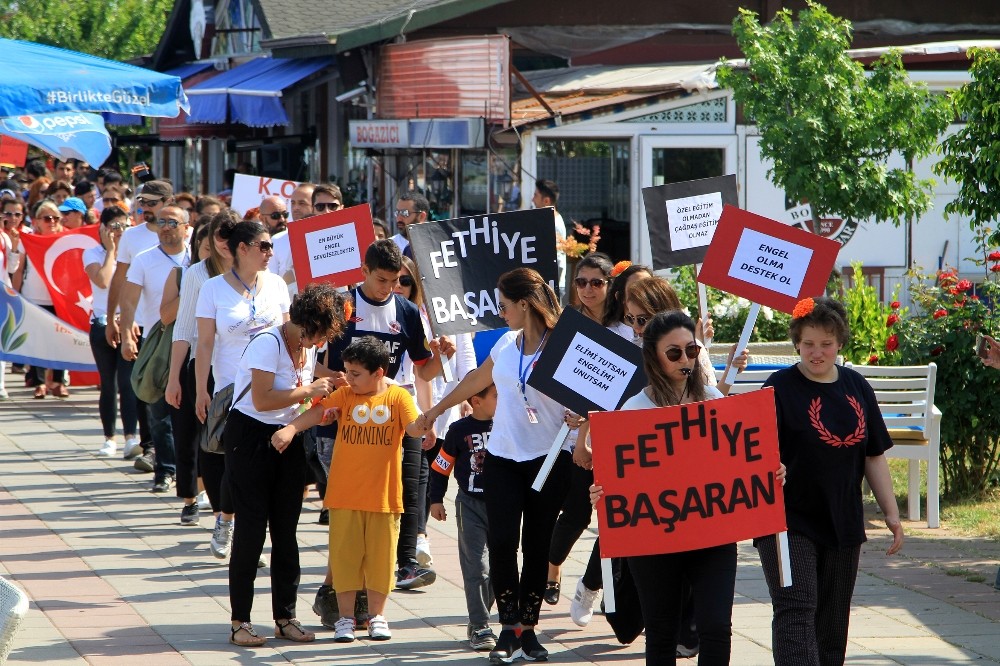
[18,116,41,130]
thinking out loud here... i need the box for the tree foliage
[935,48,1000,246]
[0,0,172,62]
[717,1,951,227]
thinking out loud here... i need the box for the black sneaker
[395,563,436,590]
[519,629,548,661]
[312,585,339,628]
[318,508,329,525]
[489,629,522,664]
[151,475,174,493]
[134,450,155,473]
[180,503,199,525]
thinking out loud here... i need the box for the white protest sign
[666,191,723,252]
[304,224,360,278]
[551,332,637,412]
[230,173,304,217]
[728,228,813,299]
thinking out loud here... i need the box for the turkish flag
[20,225,100,331]
[20,225,101,385]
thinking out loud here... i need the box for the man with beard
[390,190,429,259]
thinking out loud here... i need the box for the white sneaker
[97,439,117,457]
[210,516,234,559]
[196,491,211,510]
[122,436,142,460]
[416,535,433,567]
[367,614,391,641]
[333,616,356,642]
[570,577,602,627]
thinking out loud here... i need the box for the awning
[186,56,333,127]
[105,62,216,126]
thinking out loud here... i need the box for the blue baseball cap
[58,197,87,214]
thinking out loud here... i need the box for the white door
[635,135,738,268]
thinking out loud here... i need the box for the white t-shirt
[232,326,317,425]
[83,245,110,318]
[488,329,568,462]
[116,222,159,265]
[391,233,410,256]
[126,245,189,333]
[20,257,51,305]
[621,384,724,411]
[267,230,297,298]
[195,271,290,393]
[553,211,567,298]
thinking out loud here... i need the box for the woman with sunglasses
[84,206,141,455]
[590,311,782,665]
[12,200,70,398]
[421,268,577,663]
[602,262,654,335]
[194,220,290,558]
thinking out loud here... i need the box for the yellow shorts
[328,509,401,596]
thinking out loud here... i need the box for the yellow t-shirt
[321,384,419,513]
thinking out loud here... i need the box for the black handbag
[198,382,250,454]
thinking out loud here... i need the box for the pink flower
[933,309,948,319]
[886,335,899,352]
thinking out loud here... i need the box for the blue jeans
[148,396,176,480]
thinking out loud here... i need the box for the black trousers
[396,434,422,568]
[225,409,306,622]
[168,355,198,498]
[89,320,139,439]
[483,450,572,626]
[548,464,594,566]
[756,532,861,666]
[193,365,232,514]
[628,543,737,666]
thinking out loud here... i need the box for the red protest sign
[697,205,840,313]
[0,136,28,167]
[287,204,375,290]
[590,389,786,558]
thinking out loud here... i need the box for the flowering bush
[557,221,601,258]
[891,229,1000,495]
[842,261,905,365]
[669,266,791,341]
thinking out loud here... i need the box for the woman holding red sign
[590,310,782,665]
[757,297,902,666]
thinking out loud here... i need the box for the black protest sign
[408,208,558,336]
[642,174,738,269]
[527,307,647,416]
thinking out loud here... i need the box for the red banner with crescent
[19,224,100,331]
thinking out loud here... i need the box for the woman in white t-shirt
[224,283,345,648]
[84,206,139,457]
[589,311,782,664]
[194,219,290,558]
[422,267,576,663]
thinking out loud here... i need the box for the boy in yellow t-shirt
[270,336,428,643]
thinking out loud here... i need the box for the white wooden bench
[846,363,941,528]
[717,361,941,528]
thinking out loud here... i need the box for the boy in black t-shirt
[429,384,497,651]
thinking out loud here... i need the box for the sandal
[230,622,266,647]
[275,618,315,642]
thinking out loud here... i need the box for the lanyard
[517,330,547,402]
[232,269,258,319]
[158,245,189,268]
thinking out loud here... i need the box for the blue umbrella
[0,38,189,118]
[0,112,112,166]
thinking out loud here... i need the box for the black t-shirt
[763,364,892,548]
[429,416,492,503]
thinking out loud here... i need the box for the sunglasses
[664,343,701,362]
[248,240,274,253]
[154,218,184,228]
[267,210,290,220]
[137,196,164,206]
[38,215,59,222]
[498,303,509,313]
[106,222,129,231]
[314,202,342,212]
[574,277,609,289]
[2,211,23,218]
[394,208,415,218]
[398,275,414,287]
[623,313,652,328]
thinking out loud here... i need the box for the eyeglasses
[394,208,415,218]
[38,215,59,222]
[266,210,290,220]
[106,222,129,231]
[314,202,342,212]
[498,303,512,313]
[664,343,701,362]
[398,275,414,287]
[137,196,163,206]
[154,218,183,228]
[623,313,652,328]
[2,211,23,218]
[574,277,609,289]
[248,240,274,253]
